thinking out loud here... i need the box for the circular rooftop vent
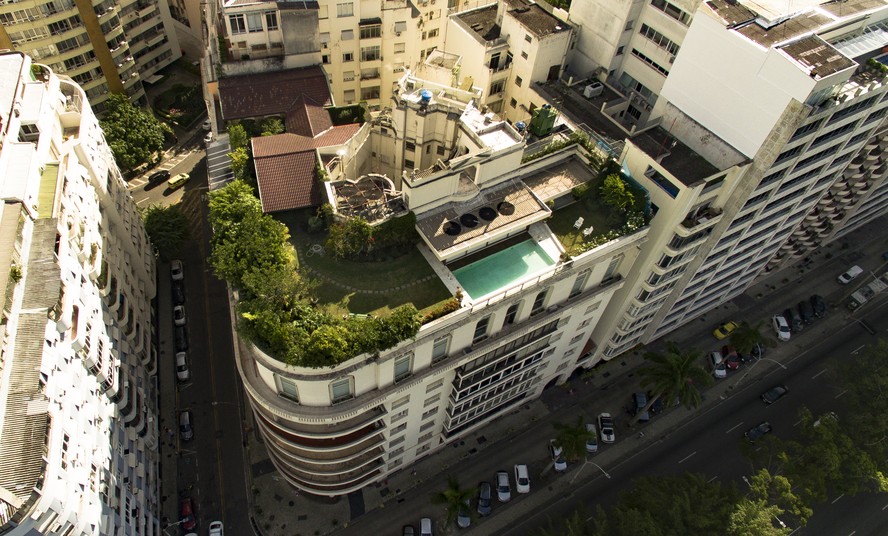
[497,201,515,216]
[443,221,461,236]
[478,206,497,221]
[460,213,479,228]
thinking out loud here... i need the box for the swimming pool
[453,239,556,300]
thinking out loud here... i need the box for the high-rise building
[0,0,183,112]
[0,51,159,535]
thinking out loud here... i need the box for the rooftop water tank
[515,121,526,132]
[420,90,432,104]
[528,105,557,137]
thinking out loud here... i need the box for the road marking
[812,369,827,379]
[793,418,802,427]
[678,451,696,464]
[726,422,745,433]
[832,494,844,504]
[851,344,865,355]
[707,475,719,483]
[835,389,847,399]
[882,503,888,510]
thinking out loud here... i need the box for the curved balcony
[268,448,384,495]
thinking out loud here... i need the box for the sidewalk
[240,216,888,536]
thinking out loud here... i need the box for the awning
[142,74,164,84]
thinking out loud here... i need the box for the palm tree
[430,475,475,527]
[554,415,596,462]
[637,341,714,418]
[730,320,773,355]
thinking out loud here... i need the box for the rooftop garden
[208,180,442,368]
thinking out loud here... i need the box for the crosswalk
[207,133,234,191]
[128,148,201,189]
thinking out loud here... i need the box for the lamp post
[570,457,611,484]
[732,358,787,389]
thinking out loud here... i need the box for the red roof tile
[285,96,333,137]
[255,151,320,213]
[219,66,331,120]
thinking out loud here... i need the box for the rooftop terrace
[630,127,721,185]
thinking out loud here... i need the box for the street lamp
[570,457,611,484]
[733,357,787,389]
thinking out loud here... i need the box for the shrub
[422,298,461,323]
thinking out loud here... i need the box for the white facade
[0,52,159,535]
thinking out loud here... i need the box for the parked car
[750,342,765,360]
[179,497,196,530]
[585,423,599,453]
[175,351,190,382]
[514,464,530,493]
[457,499,471,528]
[549,440,567,472]
[495,471,511,502]
[709,351,727,379]
[837,265,863,284]
[745,421,772,442]
[179,410,194,441]
[172,280,186,305]
[810,294,826,318]
[761,384,789,404]
[147,170,170,184]
[173,305,187,326]
[175,326,188,352]
[598,413,615,443]
[783,308,803,332]
[402,525,416,536]
[649,396,665,415]
[713,320,739,340]
[798,299,814,324]
[476,482,492,516]
[772,315,791,341]
[420,517,433,536]
[168,172,190,190]
[170,259,184,281]
[631,392,651,422]
[724,352,742,371]
[208,521,223,536]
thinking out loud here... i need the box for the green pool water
[453,239,556,299]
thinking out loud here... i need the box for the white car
[204,131,214,145]
[208,521,224,536]
[175,352,190,382]
[772,314,791,341]
[837,265,863,284]
[585,423,599,453]
[495,470,511,502]
[709,351,727,379]
[549,440,567,472]
[598,413,615,444]
[173,305,187,326]
[170,259,184,281]
[420,517,433,536]
[514,464,530,493]
[201,119,212,132]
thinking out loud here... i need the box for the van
[837,265,863,284]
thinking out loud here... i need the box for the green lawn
[548,196,625,255]
[274,210,452,315]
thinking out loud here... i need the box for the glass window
[432,335,449,363]
[361,86,380,100]
[360,24,381,39]
[504,303,519,325]
[531,290,548,315]
[570,270,590,298]
[265,12,277,31]
[337,2,353,17]
[361,45,381,61]
[342,52,354,62]
[341,29,354,40]
[473,316,490,342]
[278,377,298,402]
[515,76,523,87]
[394,42,405,53]
[330,377,352,403]
[247,13,263,32]
[229,14,246,34]
[394,354,412,382]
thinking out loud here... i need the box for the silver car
[495,470,511,502]
[585,423,599,453]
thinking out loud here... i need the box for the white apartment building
[0,52,159,535]
[0,0,183,112]
[237,68,648,496]
[587,0,888,358]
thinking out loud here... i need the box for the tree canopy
[141,204,189,260]
[729,321,772,354]
[430,475,475,527]
[100,93,170,173]
[638,342,713,415]
[553,415,595,462]
[600,173,635,212]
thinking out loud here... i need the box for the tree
[600,173,634,212]
[553,415,595,462]
[430,475,474,527]
[727,499,791,536]
[838,339,888,462]
[141,204,189,260]
[729,321,772,354]
[637,342,714,419]
[260,117,284,136]
[208,179,260,236]
[746,468,811,526]
[228,122,248,150]
[100,93,169,173]
[228,147,252,182]
[326,217,373,258]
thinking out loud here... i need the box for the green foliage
[729,321,773,355]
[747,468,811,526]
[100,93,168,173]
[430,475,475,527]
[228,123,249,151]
[141,204,190,260]
[600,174,635,212]
[260,117,285,136]
[553,415,595,462]
[153,84,203,127]
[866,58,888,74]
[571,183,589,200]
[325,213,419,260]
[727,499,791,536]
[422,298,461,323]
[373,212,418,250]
[209,180,421,367]
[328,104,366,126]
[521,131,604,171]
[638,342,714,414]
[228,147,252,182]
[9,264,22,283]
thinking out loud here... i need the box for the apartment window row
[390,435,405,447]
[657,247,697,269]
[392,395,410,409]
[631,48,670,77]
[394,353,412,383]
[639,23,679,56]
[828,152,854,170]
[668,228,711,250]
[789,118,823,141]
[461,320,558,375]
[360,24,381,39]
[758,168,787,190]
[777,167,823,195]
[774,145,803,165]
[794,146,836,171]
[636,281,676,303]
[728,212,755,230]
[650,0,692,25]
[828,95,878,124]
[810,121,858,148]
[451,372,532,417]
[454,345,546,399]
[864,107,888,126]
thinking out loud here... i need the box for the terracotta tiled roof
[285,96,333,137]
[219,66,331,120]
[253,124,362,212]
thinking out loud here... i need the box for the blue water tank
[515,121,526,132]
[420,90,432,103]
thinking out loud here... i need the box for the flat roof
[455,4,501,42]
[780,35,856,78]
[630,127,721,185]
[504,0,571,38]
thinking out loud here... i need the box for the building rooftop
[503,0,571,38]
[219,65,331,121]
[780,35,856,79]
[455,5,501,42]
[630,127,721,185]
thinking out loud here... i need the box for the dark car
[761,384,789,404]
[172,281,186,305]
[745,421,772,442]
[783,308,803,332]
[477,481,492,516]
[175,325,188,352]
[631,392,650,422]
[649,396,665,415]
[810,294,826,318]
[148,170,171,184]
[179,410,194,441]
[180,496,196,530]
[797,300,814,324]
[402,525,416,536]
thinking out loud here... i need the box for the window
[247,13,263,32]
[531,290,548,315]
[570,270,590,298]
[432,335,450,363]
[341,29,354,40]
[424,394,440,407]
[265,12,278,30]
[520,51,528,60]
[394,354,412,383]
[343,89,356,101]
[391,423,407,435]
[343,52,354,62]
[437,146,445,156]
[428,28,439,38]
[422,408,437,421]
[392,395,410,409]
[416,443,431,455]
[650,0,692,25]
[322,55,329,64]
[426,379,444,392]
[394,42,405,53]
[639,24,679,55]
[278,377,298,402]
[361,45,381,61]
[616,46,624,56]
[504,303,519,325]
[490,79,505,95]
[390,435,405,446]
[631,49,670,76]
[405,141,416,152]
[330,377,353,403]
[510,98,517,108]
[524,34,532,43]
[343,70,355,81]
[336,2,353,17]
[229,14,246,34]
[405,159,414,169]
[473,316,490,342]
[624,19,635,31]
[360,24,381,39]
[515,76,523,87]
